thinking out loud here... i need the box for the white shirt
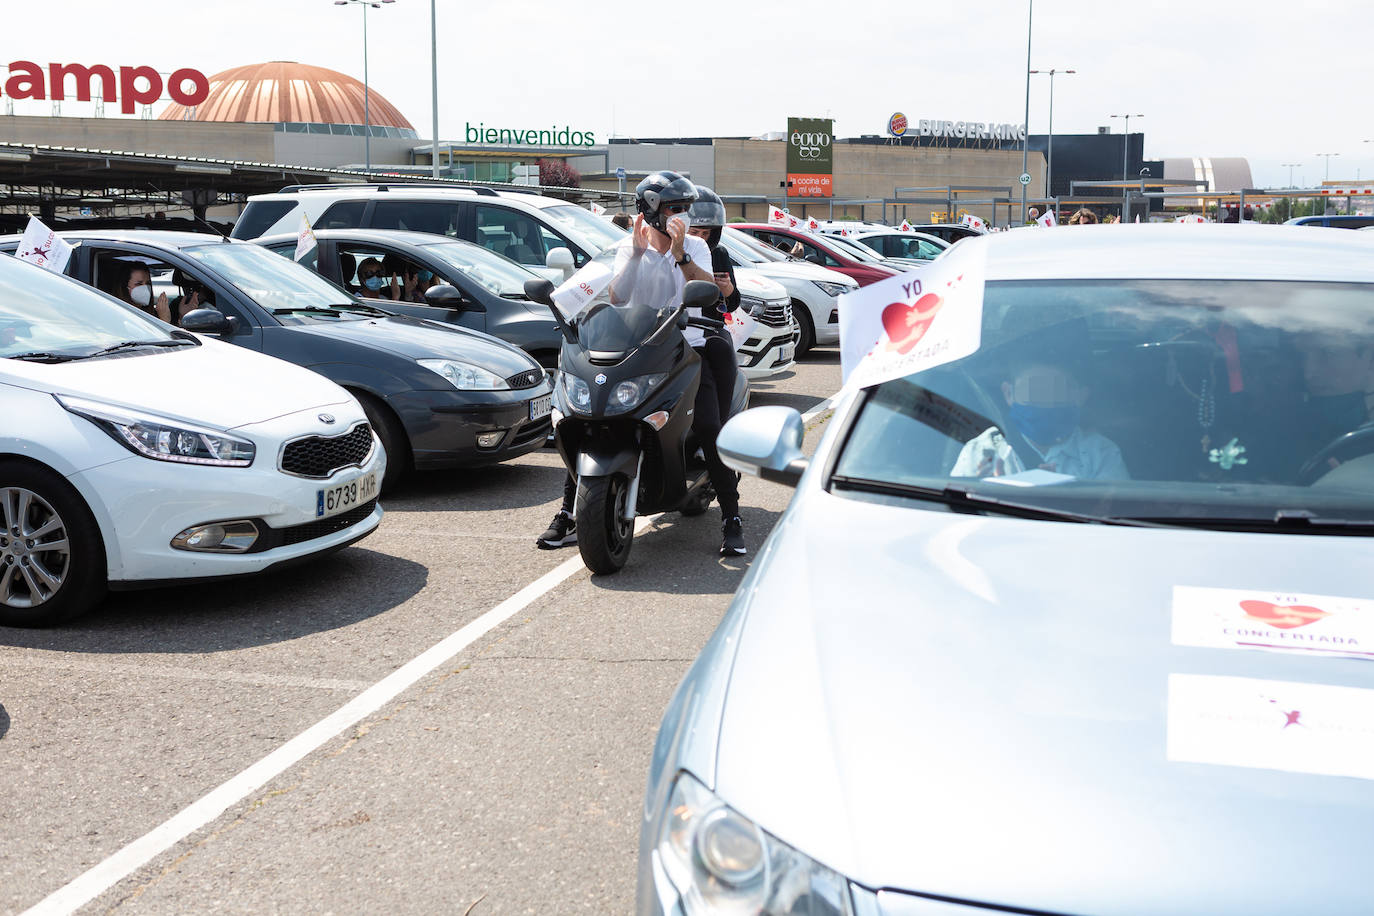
[951,426,1130,480]
[612,233,713,346]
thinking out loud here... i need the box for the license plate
[778,345,795,363]
[529,394,553,420]
[316,471,378,519]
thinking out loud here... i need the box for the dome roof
[157,61,414,130]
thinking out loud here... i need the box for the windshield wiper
[332,302,393,316]
[830,475,1166,527]
[1133,509,1374,535]
[4,350,81,363]
[272,306,345,317]
[87,339,196,357]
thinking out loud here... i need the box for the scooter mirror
[682,279,719,312]
[524,278,556,306]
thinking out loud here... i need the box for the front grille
[506,368,545,389]
[755,300,793,328]
[279,499,378,546]
[281,422,374,479]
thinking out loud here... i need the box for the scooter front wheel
[576,474,635,574]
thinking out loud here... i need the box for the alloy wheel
[0,487,71,609]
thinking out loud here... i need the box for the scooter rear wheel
[576,474,634,574]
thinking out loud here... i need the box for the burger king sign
[888,112,908,138]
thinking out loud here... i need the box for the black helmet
[635,170,699,232]
[689,185,727,249]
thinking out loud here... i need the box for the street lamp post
[1020,0,1033,225]
[1281,162,1301,188]
[1029,67,1074,201]
[1109,113,1143,220]
[430,0,439,178]
[334,0,395,173]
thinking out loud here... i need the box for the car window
[543,204,624,251]
[474,205,584,267]
[184,242,369,323]
[316,200,369,230]
[87,249,229,328]
[801,241,841,267]
[231,200,297,240]
[0,255,170,358]
[334,244,440,304]
[827,235,886,263]
[420,241,539,297]
[834,278,1374,524]
[369,200,461,237]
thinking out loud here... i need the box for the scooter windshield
[569,243,681,355]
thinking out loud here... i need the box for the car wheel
[792,301,816,356]
[352,391,409,493]
[0,460,106,628]
[575,473,634,574]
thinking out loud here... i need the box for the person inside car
[952,352,1129,481]
[114,262,170,322]
[356,257,388,299]
[170,269,214,323]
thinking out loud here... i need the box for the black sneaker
[537,510,576,549]
[720,516,746,556]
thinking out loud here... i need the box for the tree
[538,159,580,189]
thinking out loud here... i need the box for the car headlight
[417,358,510,390]
[811,280,850,297]
[58,395,255,467]
[657,771,853,916]
[607,373,667,416]
[562,372,592,413]
[741,295,767,318]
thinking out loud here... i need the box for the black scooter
[524,275,748,574]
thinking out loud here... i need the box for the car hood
[733,268,787,301]
[291,314,539,375]
[745,259,851,284]
[0,337,352,428]
[714,489,1374,916]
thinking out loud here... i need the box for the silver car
[637,225,1374,915]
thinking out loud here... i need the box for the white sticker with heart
[1172,585,1374,660]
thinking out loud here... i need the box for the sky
[5,0,1374,189]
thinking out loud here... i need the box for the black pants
[559,334,740,518]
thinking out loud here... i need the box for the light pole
[334,0,395,173]
[1281,162,1301,188]
[1020,0,1033,224]
[1316,152,1339,182]
[1030,67,1074,201]
[430,0,439,178]
[1110,113,1143,220]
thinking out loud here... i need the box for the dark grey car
[1,231,553,490]
[255,229,563,368]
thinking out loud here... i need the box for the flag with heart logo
[961,214,987,232]
[767,205,788,226]
[837,242,987,391]
[1035,210,1058,228]
[804,216,820,232]
[899,219,913,231]
[589,201,606,216]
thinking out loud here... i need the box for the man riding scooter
[534,170,747,558]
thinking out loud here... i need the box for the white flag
[1035,210,1058,228]
[295,213,317,262]
[805,216,820,232]
[899,219,913,231]
[786,212,803,230]
[961,214,987,232]
[589,201,606,216]
[767,205,788,226]
[722,308,758,350]
[16,216,72,274]
[838,242,987,391]
[550,258,615,319]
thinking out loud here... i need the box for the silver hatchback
[638,225,1374,916]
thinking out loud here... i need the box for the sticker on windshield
[551,259,614,319]
[1172,585,1374,660]
[1167,674,1374,781]
[838,243,986,392]
[982,469,1075,487]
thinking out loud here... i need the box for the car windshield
[825,234,887,263]
[185,242,367,320]
[0,255,172,359]
[421,240,538,297]
[568,245,680,354]
[544,204,625,251]
[834,278,1374,525]
[721,228,788,264]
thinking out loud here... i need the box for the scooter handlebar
[686,316,725,331]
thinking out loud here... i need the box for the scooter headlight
[562,373,592,413]
[606,373,667,416]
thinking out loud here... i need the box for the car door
[72,241,266,351]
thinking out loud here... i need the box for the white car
[719,228,858,353]
[1,255,384,626]
[733,271,798,380]
[840,228,950,267]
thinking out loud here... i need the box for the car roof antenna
[144,183,232,241]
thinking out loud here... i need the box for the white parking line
[25,390,843,916]
[21,524,648,916]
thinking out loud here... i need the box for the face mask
[363,276,383,291]
[1308,391,1367,432]
[1008,402,1079,447]
[130,284,152,307]
[661,210,691,235]
[417,270,433,283]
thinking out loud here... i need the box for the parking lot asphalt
[0,350,842,915]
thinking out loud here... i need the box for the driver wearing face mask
[356,257,388,299]
[116,263,170,322]
[952,355,1129,480]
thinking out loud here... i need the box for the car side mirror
[523,278,555,306]
[718,406,808,487]
[546,246,575,280]
[424,283,482,311]
[682,279,719,313]
[180,308,235,335]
